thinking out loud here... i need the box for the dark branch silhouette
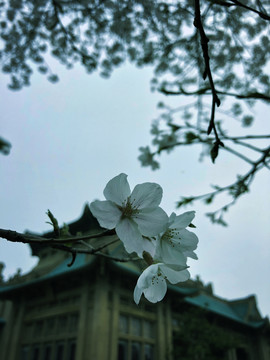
[0,227,137,264]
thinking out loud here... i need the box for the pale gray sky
[1,60,270,317]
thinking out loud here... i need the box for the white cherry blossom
[90,173,168,257]
[134,262,190,304]
[155,211,198,266]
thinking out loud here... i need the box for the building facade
[0,206,269,360]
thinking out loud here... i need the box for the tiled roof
[185,293,265,328]
[0,254,92,294]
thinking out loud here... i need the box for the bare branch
[193,0,221,140]
[0,228,116,245]
[208,0,270,21]
[159,86,270,103]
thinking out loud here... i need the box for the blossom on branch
[90,173,168,257]
[134,262,190,304]
[155,211,198,266]
[90,173,199,304]
[134,210,198,304]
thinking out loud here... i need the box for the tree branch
[51,240,134,264]
[0,228,116,245]
[193,0,221,140]
[159,86,270,103]
[208,0,270,21]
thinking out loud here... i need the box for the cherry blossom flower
[90,173,168,257]
[134,262,190,304]
[155,211,198,266]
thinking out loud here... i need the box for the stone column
[76,282,89,360]
[164,301,173,360]
[256,335,270,360]
[108,282,120,360]
[88,261,110,360]
[6,297,25,360]
[157,302,166,360]
[0,300,13,360]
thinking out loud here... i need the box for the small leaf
[46,210,60,237]
[177,197,194,208]
[185,132,197,143]
[0,137,11,155]
[38,66,48,74]
[210,142,219,163]
[242,115,254,127]
[205,196,213,204]
[47,74,59,83]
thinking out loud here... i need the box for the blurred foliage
[0,0,269,224]
[172,306,240,359]
[0,136,11,155]
[0,0,269,92]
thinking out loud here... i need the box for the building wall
[0,260,269,360]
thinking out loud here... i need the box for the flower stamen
[120,197,139,218]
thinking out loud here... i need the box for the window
[34,321,44,338]
[119,315,128,334]
[144,344,154,360]
[236,347,250,360]
[31,346,40,360]
[131,318,141,337]
[67,340,76,360]
[131,342,141,360]
[19,340,76,360]
[118,340,128,360]
[118,314,155,360]
[44,318,56,336]
[43,344,52,360]
[20,346,30,360]
[19,313,78,360]
[68,314,78,333]
[55,342,64,360]
[143,321,154,339]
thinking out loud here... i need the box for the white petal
[142,238,156,258]
[90,200,121,229]
[168,212,177,225]
[130,182,163,209]
[134,284,143,305]
[136,264,167,303]
[135,207,168,236]
[183,250,198,260]
[157,240,187,266]
[172,211,195,229]
[160,264,190,284]
[137,264,159,288]
[116,217,145,257]
[177,229,199,251]
[103,173,130,206]
[143,277,167,303]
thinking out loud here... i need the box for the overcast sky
[0,60,269,317]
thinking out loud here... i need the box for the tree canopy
[0,0,269,224]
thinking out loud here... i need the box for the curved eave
[185,293,266,329]
[0,254,96,297]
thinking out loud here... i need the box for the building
[0,205,269,360]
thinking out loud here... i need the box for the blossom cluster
[90,173,198,304]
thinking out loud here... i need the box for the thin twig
[159,86,270,102]
[193,0,221,139]
[209,0,270,21]
[52,243,139,263]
